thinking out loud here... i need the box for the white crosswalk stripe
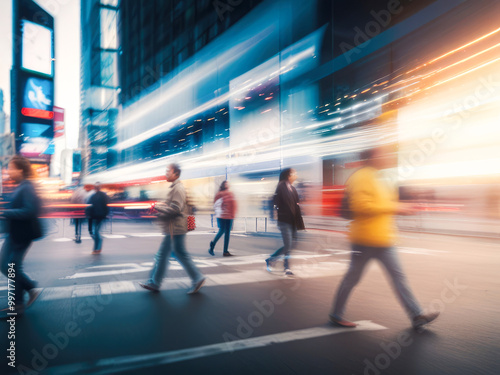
[60,253,342,279]
[34,264,347,303]
[45,321,387,375]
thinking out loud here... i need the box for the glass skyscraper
[80,0,119,175]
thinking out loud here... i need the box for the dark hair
[9,155,33,179]
[279,168,293,182]
[169,163,181,177]
[360,148,377,162]
[219,180,228,191]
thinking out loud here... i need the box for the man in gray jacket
[140,163,206,294]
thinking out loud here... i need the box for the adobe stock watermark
[383,73,500,185]
[227,114,281,169]
[222,288,288,351]
[221,232,340,352]
[358,277,468,375]
[36,0,76,16]
[339,0,406,64]
[14,292,112,374]
[213,0,243,22]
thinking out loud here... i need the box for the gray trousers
[331,244,422,320]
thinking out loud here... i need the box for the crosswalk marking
[102,234,127,239]
[44,321,387,375]
[48,230,249,241]
[61,253,341,279]
[36,265,347,303]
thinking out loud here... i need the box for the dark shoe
[139,282,159,293]
[285,269,294,276]
[75,239,82,244]
[265,258,274,272]
[223,252,233,257]
[329,315,357,328]
[187,277,206,294]
[26,288,43,308]
[412,311,440,330]
[208,242,215,256]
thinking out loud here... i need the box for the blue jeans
[212,218,233,253]
[0,237,36,304]
[331,244,423,320]
[269,222,297,270]
[92,219,104,251]
[74,218,82,241]
[148,234,203,288]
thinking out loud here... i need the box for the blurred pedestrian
[70,183,88,244]
[0,156,43,315]
[208,180,237,257]
[86,182,109,254]
[329,146,439,330]
[85,185,96,236]
[140,163,206,294]
[265,168,305,276]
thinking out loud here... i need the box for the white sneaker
[187,278,206,294]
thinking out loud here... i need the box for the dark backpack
[339,189,353,220]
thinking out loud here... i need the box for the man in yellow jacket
[329,147,439,330]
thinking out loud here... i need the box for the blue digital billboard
[22,77,53,111]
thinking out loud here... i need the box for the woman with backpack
[208,180,237,257]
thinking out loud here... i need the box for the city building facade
[82,0,500,215]
[80,0,119,175]
[0,89,6,134]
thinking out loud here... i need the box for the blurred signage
[19,122,54,162]
[53,106,65,137]
[21,76,54,119]
[31,163,49,178]
[21,20,53,76]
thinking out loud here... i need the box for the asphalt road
[0,222,498,375]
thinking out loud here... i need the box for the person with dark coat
[87,182,109,254]
[208,180,237,256]
[0,156,43,315]
[265,168,305,276]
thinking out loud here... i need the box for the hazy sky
[0,0,80,150]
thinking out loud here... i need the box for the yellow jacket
[348,167,398,247]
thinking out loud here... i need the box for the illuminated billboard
[21,76,54,119]
[21,19,53,76]
[53,106,65,137]
[19,122,54,162]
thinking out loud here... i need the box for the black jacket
[273,181,305,230]
[88,191,109,219]
[3,180,43,242]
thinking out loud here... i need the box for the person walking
[0,155,43,315]
[329,146,439,330]
[265,168,305,276]
[70,184,88,244]
[87,182,109,254]
[140,163,206,294]
[208,180,237,257]
[86,185,96,237]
